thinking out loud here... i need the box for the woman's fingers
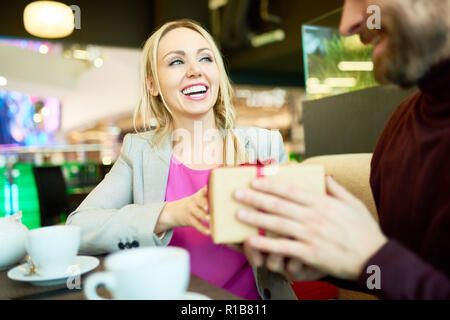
[234,188,312,222]
[189,198,210,235]
[189,214,210,235]
[195,187,210,214]
[191,202,210,222]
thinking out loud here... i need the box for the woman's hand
[234,176,387,281]
[156,186,210,236]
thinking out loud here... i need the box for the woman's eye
[169,59,183,66]
[200,56,213,62]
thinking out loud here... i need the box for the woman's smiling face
[152,27,220,120]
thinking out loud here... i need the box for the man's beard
[366,0,450,88]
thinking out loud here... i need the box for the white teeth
[182,85,207,95]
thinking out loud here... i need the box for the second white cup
[26,225,80,276]
[84,247,190,300]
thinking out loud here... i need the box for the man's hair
[380,0,450,87]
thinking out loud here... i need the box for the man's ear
[146,78,159,97]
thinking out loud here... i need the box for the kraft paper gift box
[208,163,325,244]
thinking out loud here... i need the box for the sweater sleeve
[357,239,450,300]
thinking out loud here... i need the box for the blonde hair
[134,19,236,146]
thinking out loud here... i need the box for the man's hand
[236,240,325,281]
[234,176,387,280]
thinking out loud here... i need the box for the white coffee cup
[26,225,80,276]
[84,247,190,300]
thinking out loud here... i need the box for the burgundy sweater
[356,58,450,299]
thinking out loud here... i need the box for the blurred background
[1,0,415,231]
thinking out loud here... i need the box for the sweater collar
[418,57,450,101]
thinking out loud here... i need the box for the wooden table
[0,256,241,300]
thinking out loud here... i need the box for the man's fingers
[243,240,265,267]
[249,178,323,206]
[326,176,366,210]
[246,236,316,267]
[286,258,303,276]
[234,188,312,222]
[237,209,309,241]
[285,258,326,281]
[265,253,285,274]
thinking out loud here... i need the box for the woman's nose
[186,61,202,77]
[339,0,367,36]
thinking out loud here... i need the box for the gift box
[208,163,325,244]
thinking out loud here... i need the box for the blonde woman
[67,19,295,300]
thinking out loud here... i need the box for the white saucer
[183,292,212,300]
[7,256,100,287]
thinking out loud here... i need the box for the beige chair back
[302,153,379,300]
[302,153,378,222]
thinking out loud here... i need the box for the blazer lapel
[142,133,172,203]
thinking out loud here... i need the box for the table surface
[0,256,241,300]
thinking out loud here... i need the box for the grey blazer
[66,126,297,300]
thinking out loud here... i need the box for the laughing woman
[66,19,295,300]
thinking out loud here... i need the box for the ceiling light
[102,156,112,166]
[209,0,228,10]
[0,76,7,86]
[33,113,43,123]
[23,1,75,39]
[39,44,49,54]
[251,29,285,47]
[73,49,89,60]
[308,84,331,95]
[306,78,320,86]
[41,106,50,116]
[93,58,103,68]
[338,61,374,71]
[62,49,72,59]
[324,77,357,87]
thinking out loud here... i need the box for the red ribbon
[256,166,266,236]
[239,159,277,236]
[238,158,276,167]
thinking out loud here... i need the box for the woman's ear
[146,78,159,97]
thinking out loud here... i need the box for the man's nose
[339,0,366,36]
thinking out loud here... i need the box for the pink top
[165,155,261,300]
